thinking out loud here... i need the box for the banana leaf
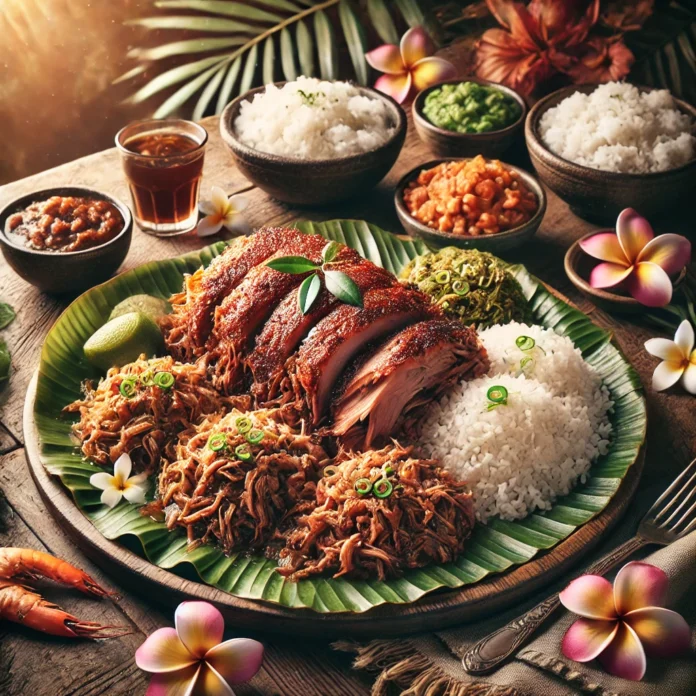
[34,220,645,613]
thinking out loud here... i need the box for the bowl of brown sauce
[0,187,132,294]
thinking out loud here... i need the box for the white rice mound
[419,325,612,523]
[233,76,396,160]
[538,82,695,173]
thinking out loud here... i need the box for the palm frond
[119,0,438,118]
[627,0,696,103]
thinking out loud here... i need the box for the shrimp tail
[0,580,129,639]
[0,547,118,599]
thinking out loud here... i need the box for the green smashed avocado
[399,247,531,327]
[423,82,521,134]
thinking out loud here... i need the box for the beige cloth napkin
[338,481,696,696]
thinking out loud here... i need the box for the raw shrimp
[0,547,126,639]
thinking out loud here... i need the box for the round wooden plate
[24,370,644,639]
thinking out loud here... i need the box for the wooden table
[1,114,694,696]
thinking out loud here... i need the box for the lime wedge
[84,312,163,371]
[109,294,171,322]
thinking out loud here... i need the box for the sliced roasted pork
[210,233,331,393]
[163,227,317,360]
[332,320,490,449]
[294,285,436,425]
[248,257,396,404]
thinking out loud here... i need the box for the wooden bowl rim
[412,77,527,140]
[564,231,688,306]
[393,157,547,244]
[526,83,696,181]
[0,186,133,258]
[219,81,407,167]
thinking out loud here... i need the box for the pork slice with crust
[331,319,490,449]
[294,285,436,425]
[248,256,396,404]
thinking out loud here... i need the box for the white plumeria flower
[645,319,696,394]
[90,453,148,509]
[197,185,249,237]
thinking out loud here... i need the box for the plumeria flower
[90,452,148,509]
[560,561,690,681]
[365,26,457,104]
[645,319,696,394]
[136,601,264,696]
[197,186,249,238]
[579,208,691,307]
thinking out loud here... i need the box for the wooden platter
[24,369,644,639]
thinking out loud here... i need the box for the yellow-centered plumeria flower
[90,452,148,509]
[197,186,250,238]
[645,319,696,394]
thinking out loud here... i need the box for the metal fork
[463,457,696,675]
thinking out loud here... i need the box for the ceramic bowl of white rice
[219,78,406,206]
[525,83,696,222]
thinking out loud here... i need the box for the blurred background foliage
[1,0,693,186]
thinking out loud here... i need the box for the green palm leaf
[192,62,228,120]
[121,0,437,119]
[34,221,645,614]
[627,2,696,103]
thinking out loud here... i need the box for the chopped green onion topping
[323,465,338,478]
[119,377,138,399]
[373,478,393,498]
[246,429,265,445]
[140,371,155,387]
[487,385,509,404]
[208,433,227,452]
[154,371,175,390]
[452,280,470,296]
[235,416,252,434]
[383,465,394,476]
[520,356,535,371]
[516,335,535,351]
[354,478,372,495]
[235,444,253,461]
[434,270,451,284]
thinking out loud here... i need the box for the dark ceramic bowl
[394,158,546,254]
[0,187,132,294]
[413,78,527,158]
[526,84,696,223]
[219,82,407,206]
[565,231,687,313]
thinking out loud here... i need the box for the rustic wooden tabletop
[0,114,694,696]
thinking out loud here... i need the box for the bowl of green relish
[413,78,527,158]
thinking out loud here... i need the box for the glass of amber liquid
[116,119,207,236]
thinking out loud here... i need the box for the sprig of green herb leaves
[0,303,15,330]
[265,241,362,315]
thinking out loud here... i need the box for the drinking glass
[116,119,207,236]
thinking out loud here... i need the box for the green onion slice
[383,465,394,476]
[154,371,175,390]
[235,416,252,434]
[246,429,265,445]
[520,356,535,371]
[208,433,227,452]
[323,465,338,478]
[140,371,155,387]
[452,280,470,296]
[516,335,536,351]
[487,385,509,404]
[235,444,253,462]
[373,478,393,498]
[354,478,372,495]
[119,377,138,399]
[434,270,451,284]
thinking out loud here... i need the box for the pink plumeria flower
[645,319,696,394]
[560,561,690,681]
[579,208,691,307]
[197,186,250,238]
[136,601,264,696]
[90,453,148,509]
[365,26,457,104]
